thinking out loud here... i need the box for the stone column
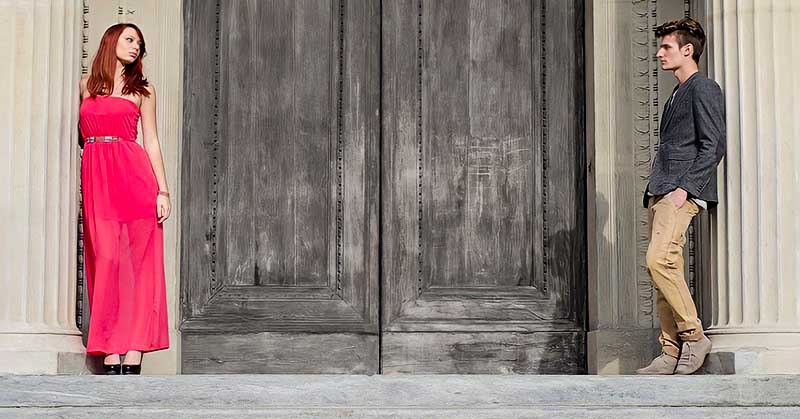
[126,0,184,375]
[704,0,800,374]
[586,0,691,374]
[0,0,85,374]
[82,0,183,374]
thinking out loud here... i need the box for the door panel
[181,0,380,373]
[381,0,585,373]
[220,0,332,288]
[182,0,584,374]
[382,332,584,374]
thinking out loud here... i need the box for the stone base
[701,332,800,374]
[142,329,181,375]
[587,328,661,374]
[0,333,89,375]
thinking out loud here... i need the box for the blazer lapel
[661,73,698,133]
[660,85,679,133]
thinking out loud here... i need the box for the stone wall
[79,0,184,374]
[0,0,85,374]
[586,0,695,374]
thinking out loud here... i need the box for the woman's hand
[157,194,171,223]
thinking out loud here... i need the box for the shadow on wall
[533,222,588,374]
[586,192,661,374]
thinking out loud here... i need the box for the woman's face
[116,27,142,65]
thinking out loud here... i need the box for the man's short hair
[654,18,706,63]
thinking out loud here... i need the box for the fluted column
[705,0,800,373]
[0,0,85,374]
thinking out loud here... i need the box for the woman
[80,23,170,375]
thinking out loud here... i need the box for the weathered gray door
[181,0,585,374]
[380,0,585,373]
[180,0,380,373]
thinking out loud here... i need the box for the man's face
[656,34,692,71]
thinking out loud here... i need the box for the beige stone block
[704,332,800,374]
[0,334,88,375]
[587,329,661,375]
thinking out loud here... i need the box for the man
[636,18,726,375]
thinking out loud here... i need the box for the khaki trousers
[646,195,704,357]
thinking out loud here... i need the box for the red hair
[87,23,150,98]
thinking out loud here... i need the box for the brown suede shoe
[635,353,678,375]
[675,335,712,375]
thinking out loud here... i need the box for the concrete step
[2,375,799,418]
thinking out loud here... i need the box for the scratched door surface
[180,0,380,373]
[181,0,585,374]
[381,0,586,373]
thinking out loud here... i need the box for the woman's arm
[140,84,172,223]
[79,77,88,99]
[79,77,88,147]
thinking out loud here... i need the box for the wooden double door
[181,0,585,374]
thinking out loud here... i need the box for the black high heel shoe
[121,364,141,375]
[122,351,144,375]
[122,351,142,375]
[103,363,122,375]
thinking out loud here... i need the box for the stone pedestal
[0,0,86,374]
[703,0,800,374]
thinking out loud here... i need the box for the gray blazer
[644,72,726,208]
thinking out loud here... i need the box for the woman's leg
[104,353,121,365]
[121,350,142,375]
[123,350,142,365]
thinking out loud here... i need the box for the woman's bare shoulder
[141,84,157,106]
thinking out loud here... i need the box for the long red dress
[80,95,169,356]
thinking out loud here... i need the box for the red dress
[80,95,169,356]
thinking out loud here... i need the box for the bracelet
[158,190,170,198]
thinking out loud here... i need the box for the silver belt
[85,136,121,143]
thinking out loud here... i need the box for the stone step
[2,375,799,418]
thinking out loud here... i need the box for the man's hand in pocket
[668,187,688,208]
